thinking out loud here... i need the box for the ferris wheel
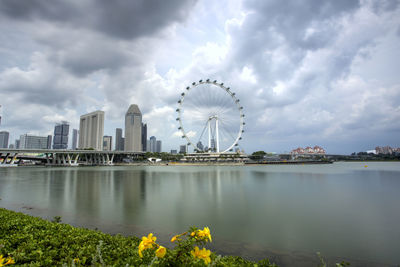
[176,79,245,153]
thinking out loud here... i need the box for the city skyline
[0,1,399,153]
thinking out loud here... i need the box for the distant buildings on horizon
[291,146,326,155]
[374,146,400,155]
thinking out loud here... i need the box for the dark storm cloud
[0,0,197,40]
[45,35,132,77]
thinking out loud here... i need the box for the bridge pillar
[1,153,9,164]
[73,154,79,165]
[10,153,18,164]
[45,153,51,165]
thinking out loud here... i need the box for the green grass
[0,208,277,266]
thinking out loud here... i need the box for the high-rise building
[149,136,157,152]
[146,139,150,152]
[125,104,142,152]
[47,135,52,149]
[79,110,104,150]
[103,136,112,151]
[156,140,162,153]
[170,150,177,154]
[0,131,9,148]
[20,134,48,149]
[115,128,124,151]
[15,139,20,149]
[72,129,78,150]
[53,121,69,149]
[179,145,187,154]
[142,123,147,152]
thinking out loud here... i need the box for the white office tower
[79,110,104,150]
[125,104,142,152]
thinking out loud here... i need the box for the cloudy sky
[0,0,399,154]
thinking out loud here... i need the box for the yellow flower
[73,258,80,264]
[191,246,211,265]
[138,233,158,258]
[142,233,157,247]
[155,246,167,258]
[171,231,187,242]
[171,235,178,242]
[201,227,212,242]
[0,255,15,266]
[192,227,212,242]
[138,242,146,258]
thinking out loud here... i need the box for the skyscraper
[0,131,9,148]
[47,135,52,149]
[142,123,147,152]
[156,140,162,153]
[103,136,112,151]
[53,121,69,149]
[125,104,142,152]
[15,139,20,149]
[149,136,157,152]
[115,128,124,151]
[72,129,78,150]
[20,134,48,149]
[79,110,104,150]
[179,145,187,154]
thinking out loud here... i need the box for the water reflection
[0,164,400,265]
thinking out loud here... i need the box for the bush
[0,208,277,266]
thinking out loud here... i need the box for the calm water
[0,162,399,266]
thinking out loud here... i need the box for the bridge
[0,149,144,166]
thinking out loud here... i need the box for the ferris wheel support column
[216,118,220,153]
[208,119,211,150]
